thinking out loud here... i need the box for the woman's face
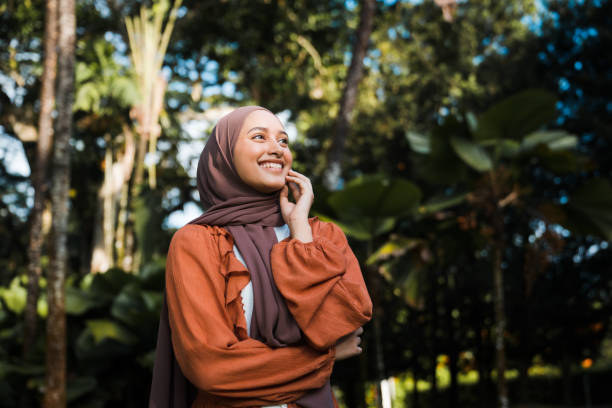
[233,110,293,193]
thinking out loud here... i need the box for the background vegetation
[0,0,611,407]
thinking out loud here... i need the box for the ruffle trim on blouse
[216,227,251,340]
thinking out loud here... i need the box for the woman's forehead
[241,109,285,131]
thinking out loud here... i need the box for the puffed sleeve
[270,217,373,350]
[165,224,334,405]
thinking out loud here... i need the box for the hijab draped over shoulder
[149,106,334,408]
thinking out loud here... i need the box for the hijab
[149,106,333,408]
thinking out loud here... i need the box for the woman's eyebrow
[247,126,288,137]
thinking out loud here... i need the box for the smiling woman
[233,110,293,193]
[149,106,372,408]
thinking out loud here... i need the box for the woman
[149,106,372,408]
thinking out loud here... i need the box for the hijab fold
[149,106,333,408]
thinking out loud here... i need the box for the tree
[43,0,74,404]
[323,0,376,190]
[24,0,58,358]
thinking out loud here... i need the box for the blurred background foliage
[0,0,611,407]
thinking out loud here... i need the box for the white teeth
[260,162,282,169]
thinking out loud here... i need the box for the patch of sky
[607,102,612,112]
[201,70,217,84]
[581,133,594,143]
[0,132,31,177]
[227,71,239,81]
[162,66,172,80]
[552,224,571,238]
[203,85,221,97]
[558,77,570,92]
[0,72,26,107]
[69,138,85,152]
[472,55,484,66]
[188,70,199,81]
[559,195,568,205]
[168,81,189,93]
[177,6,188,18]
[601,241,608,249]
[572,27,598,48]
[158,140,172,152]
[164,201,202,230]
[345,0,357,11]
[221,82,235,97]
[388,28,397,40]
[574,60,583,71]
[168,98,180,109]
[94,0,111,18]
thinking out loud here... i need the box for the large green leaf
[67,377,98,403]
[474,89,557,141]
[329,175,422,220]
[315,214,395,241]
[449,136,493,172]
[66,286,105,315]
[566,178,612,241]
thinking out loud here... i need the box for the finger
[279,185,290,207]
[287,171,313,189]
[355,327,364,335]
[288,181,300,200]
[285,175,312,197]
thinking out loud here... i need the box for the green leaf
[474,89,557,141]
[521,130,578,152]
[329,175,422,220]
[314,214,374,241]
[566,178,612,241]
[65,286,104,315]
[449,136,493,172]
[367,237,424,265]
[86,319,138,345]
[416,193,467,215]
[67,377,97,402]
[405,131,431,154]
[0,277,27,315]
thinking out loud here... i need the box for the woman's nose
[266,139,283,155]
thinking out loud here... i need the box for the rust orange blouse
[165,216,373,408]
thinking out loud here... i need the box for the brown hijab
[149,106,333,408]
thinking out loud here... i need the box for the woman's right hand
[334,327,364,360]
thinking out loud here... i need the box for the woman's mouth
[259,161,283,171]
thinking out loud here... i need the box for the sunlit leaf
[86,319,138,345]
[449,136,493,172]
[405,131,431,154]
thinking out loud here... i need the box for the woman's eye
[279,138,289,146]
[252,134,265,140]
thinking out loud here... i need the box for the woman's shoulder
[169,223,231,251]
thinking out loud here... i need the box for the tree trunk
[492,242,508,408]
[429,265,439,406]
[445,270,459,408]
[23,0,58,358]
[323,0,375,190]
[43,0,74,405]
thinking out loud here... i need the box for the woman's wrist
[288,219,313,243]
